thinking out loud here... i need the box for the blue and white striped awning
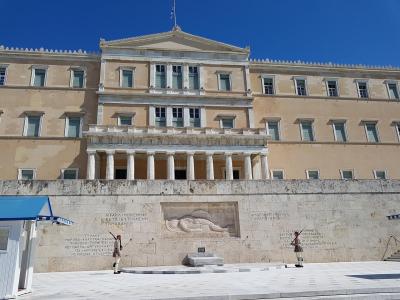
[0,196,73,225]
[387,214,400,220]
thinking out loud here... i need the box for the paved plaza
[20,261,400,299]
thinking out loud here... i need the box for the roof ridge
[0,45,99,56]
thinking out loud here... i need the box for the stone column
[126,150,135,180]
[244,153,253,180]
[260,152,269,180]
[86,150,96,180]
[187,151,195,180]
[225,152,233,180]
[206,152,214,180]
[147,151,155,180]
[105,150,115,180]
[167,152,175,180]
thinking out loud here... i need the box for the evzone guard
[290,230,304,268]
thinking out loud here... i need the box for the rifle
[290,229,304,245]
[109,231,117,240]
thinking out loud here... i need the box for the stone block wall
[0,180,399,272]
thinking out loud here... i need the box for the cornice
[250,59,400,75]
[268,140,400,146]
[0,46,100,62]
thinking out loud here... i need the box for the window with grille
[327,80,338,97]
[263,77,274,95]
[62,169,78,179]
[357,82,369,98]
[221,118,234,129]
[295,78,307,96]
[189,66,199,90]
[155,65,166,88]
[189,108,200,127]
[172,107,183,127]
[0,67,6,85]
[155,107,166,127]
[118,115,132,126]
[19,169,35,180]
[374,170,386,180]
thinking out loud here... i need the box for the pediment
[101,29,249,54]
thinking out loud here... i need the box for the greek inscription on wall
[100,212,149,226]
[250,211,290,222]
[64,234,113,256]
[279,229,336,249]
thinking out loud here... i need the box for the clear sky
[1,0,399,66]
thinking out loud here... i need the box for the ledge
[0,179,399,196]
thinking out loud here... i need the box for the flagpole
[173,0,177,28]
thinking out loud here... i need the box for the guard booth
[0,196,72,299]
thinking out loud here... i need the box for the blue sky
[1,0,399,66]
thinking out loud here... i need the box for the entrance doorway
[115,169,127,179]
[175,169,187,179]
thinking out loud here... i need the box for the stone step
[384,258,400,262]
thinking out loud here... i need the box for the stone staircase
[385,250,400,262]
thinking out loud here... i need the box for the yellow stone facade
[1,28,400,180]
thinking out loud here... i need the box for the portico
[84,125,269,180]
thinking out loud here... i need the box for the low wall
[1,180,399,272]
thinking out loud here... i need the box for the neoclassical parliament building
[1,27,400,182]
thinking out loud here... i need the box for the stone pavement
[20,262,400,300]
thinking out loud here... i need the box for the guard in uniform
[290,231,304,267]
[112,235,122,274]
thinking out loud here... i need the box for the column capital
[205,152,214,157]
[105,150,115,155]
[126,150,136,155]
[224,152,233,156]
[147,151,155,156]
[186,151,195,156]
[87,150,96,155]
[259,151,268,157]
[166,151,175,156]
[243,152,252,157]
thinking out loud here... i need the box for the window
[357,81,369,99]
[387,83,399,100]
[189,108,200,128]
[172,107,183,127]
[188,66,199,90]
[271,170,284,180]
[221,118,234,129]
[65,116,82,138]
[218,74,231,91]
[374,170,387,180]
[295,78,307,96]
[121,69,133,88]
[32,68,46,87]
[262,77,274,95]
[118,115,132,126]
[364,122,379,143]
[307,170,319,179]
[155,107,166,127]
[18,169,35,180]
[71,69,85,88]
[0,67,7,86]
[266,120,280,141]
[24,115,42,137]
[341,170,354,180]
[326,80,339,97]
[62,169,78,179]
[300,120,315,141]
[155,65,166,88]
[333,122,347,142]
[172,65,183,89]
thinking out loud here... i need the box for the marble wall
[0,180,399,272]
